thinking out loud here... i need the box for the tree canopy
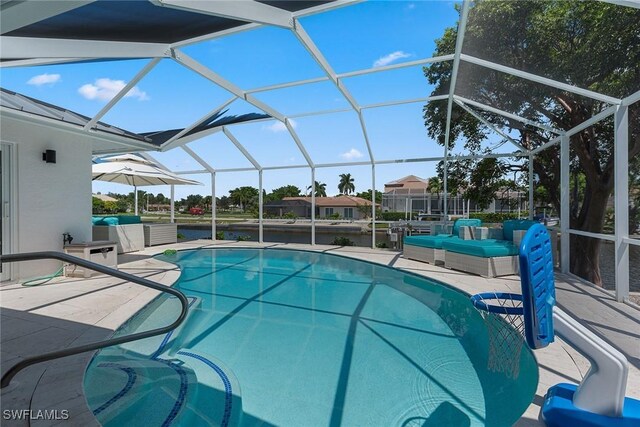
[229,186,259,212]
[338,173,355,195]
[423,0,640,285]
[265,185,302,202]
[307,181,327,197]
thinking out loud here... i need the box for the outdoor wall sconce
[42,149,56,164]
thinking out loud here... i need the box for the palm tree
[338,173,355,195]
[229,186,259,212]
[307,181,327,197]
[427,176,442,212]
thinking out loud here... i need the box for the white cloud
[27,73,61,86]
[406,3,416,10]
[340,148,363,160]
[373,51,412,68]
[78,78,149,101]
[264,119,296,133]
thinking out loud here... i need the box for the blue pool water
[84,249,538,426]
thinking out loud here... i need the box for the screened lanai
[1,0,639,304]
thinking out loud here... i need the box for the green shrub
[177,232,186,239]
[216,231,225,240]
[283,211,297,219]
[468,212,527,223]
[375,242,388,249]
[381,212,407,221]
[237,235,252,242]
[331,236,355,246]
[163,249,177,256]
[329,212,340,219]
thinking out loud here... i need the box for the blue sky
[0,0,483,200]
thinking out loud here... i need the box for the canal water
[178,225,394,248]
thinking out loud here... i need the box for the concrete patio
[1,240,638,426]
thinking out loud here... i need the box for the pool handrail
[0,251,189,389]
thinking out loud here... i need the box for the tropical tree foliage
[355,190,383,204]
[426,176,442,210]
[423,0,640,285]
[229,186,259,212]
[266,185,302,202]
[217,195,231,211]
[307,181,327,197]
[338,173,355,195]
[182,194,204,210]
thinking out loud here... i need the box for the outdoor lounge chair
[143,223,178,246]
[403,218,482,264]
[442,219,537,277]
[92,216,145,254]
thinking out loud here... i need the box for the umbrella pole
[170,185,175,223]
[134,185,138,216]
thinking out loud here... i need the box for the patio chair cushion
[118,215,142,224]
[452,218,482,237]
[442,238,519,258]
[93,216,119,226]
[404,234,457,249]
[503,219,537,241]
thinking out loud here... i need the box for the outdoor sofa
[92,216,145,254]
[403,218,482,265]
[93,216,178,253]
[442,219,537,278]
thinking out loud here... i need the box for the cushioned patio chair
[403,218,482,265]
[92,215,145,254]
[442,219,537,277]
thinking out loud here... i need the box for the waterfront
[178,224,394,248]
[177,225,639,293]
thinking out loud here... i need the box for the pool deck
[1,240,639,426]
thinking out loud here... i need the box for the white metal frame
[1,0,636,300]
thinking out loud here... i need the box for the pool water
[84,248,538,426]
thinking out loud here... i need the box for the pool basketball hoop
[470,292,525,379]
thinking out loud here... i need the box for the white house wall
[1,114,92,280]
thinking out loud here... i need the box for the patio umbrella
[92,154,202,215]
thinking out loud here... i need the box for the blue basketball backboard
[519,223,556,349]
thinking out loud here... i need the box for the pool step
[170,349,243,427]
[88,348,243,427]
[86,356,197,427]
[116,296,201,358]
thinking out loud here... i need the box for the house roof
[92,193,117,202]
[282,195,374,207]
[0,87,155,145]
[384,175,429,189]
[1,88,271,149]
[2,1,334,46]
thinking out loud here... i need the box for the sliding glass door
[1,143,12,281]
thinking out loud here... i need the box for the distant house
[384,175,430,193]
[382,175,527,215]
[265,195,374,219]
[382,175,435,213]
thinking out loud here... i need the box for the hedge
[380,212,407,221]
[468,212,528,223]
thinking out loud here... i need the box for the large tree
[424,1,639,285]
[229,186,259,212]
[338,173,355,195]
[266,185,302,202]
[355,189,383,204]
[307,181,327,197]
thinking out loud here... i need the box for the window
[344,208,354,219]
[325,207,334,216]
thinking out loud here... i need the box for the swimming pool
[84,248,538,426]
